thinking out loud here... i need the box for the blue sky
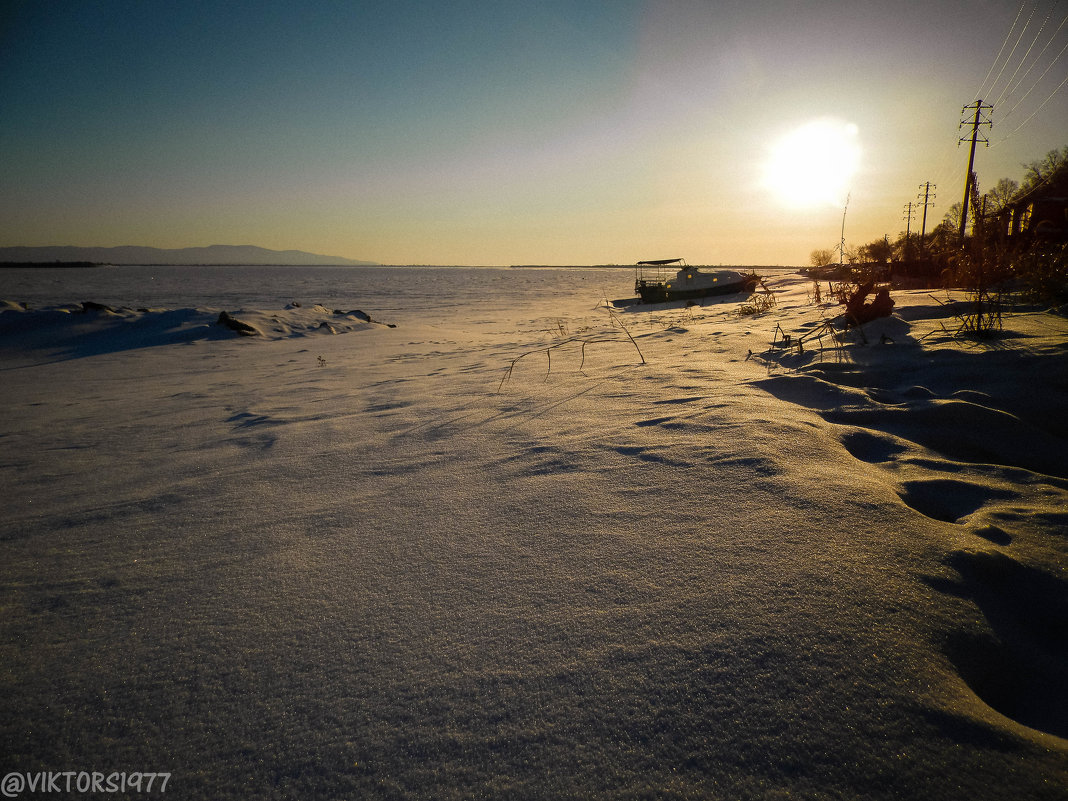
[2,0,1065,264]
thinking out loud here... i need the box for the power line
[999,9,1068,118]
[998,71,1068,142]
[977,1,1030,100]
[995,24,1063,127]
[1006,44,1068,123]
[984,1,1068,147]
[992,2,1061,108]
[983,2,1040,102]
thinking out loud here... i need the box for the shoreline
[0,261,102,269]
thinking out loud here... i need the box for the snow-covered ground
[1,268,1065,799]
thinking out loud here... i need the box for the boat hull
[636,275,758,304]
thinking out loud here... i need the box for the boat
[630,259,759,304]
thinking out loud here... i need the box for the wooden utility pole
[901,201,918,258]
[958,101,992,242]
[917,181,936,242]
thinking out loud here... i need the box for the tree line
[810,145,1068,302]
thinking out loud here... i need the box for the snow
[1,268,1065,799]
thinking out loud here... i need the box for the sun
[762,119,860,209]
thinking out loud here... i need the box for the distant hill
[0,245,378,266]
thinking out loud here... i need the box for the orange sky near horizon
[1,1,1065,266]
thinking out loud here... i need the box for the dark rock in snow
[81,301,116,313]
[216,311,259,336]
[335,308,371,321]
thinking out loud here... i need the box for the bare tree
[984,178,1019,213]
[942,202,963,231]
[809,248,836,268]
[1021,146,1068,193]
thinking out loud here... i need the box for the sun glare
[762,119,860,209]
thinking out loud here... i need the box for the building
[1002,162,1068,243]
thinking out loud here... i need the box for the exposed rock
[335,308,371,321]
[216,311,260,336]
[81,301,117,314]
[333,308,396,327]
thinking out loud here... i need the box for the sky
[1,0,1066,266]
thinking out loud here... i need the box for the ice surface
[1,268,1065,799]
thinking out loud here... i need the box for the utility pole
[958,100,992,243]
[917,181,936,243]
[903,202,915,239]
[903,202,915,256]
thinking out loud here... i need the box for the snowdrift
[0,273,1064,800]
[0,300,393,363]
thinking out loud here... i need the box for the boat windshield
[635,258,686,289]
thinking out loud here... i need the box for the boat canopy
[637,258,684,266]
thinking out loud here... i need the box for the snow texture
[1,268,1065,799]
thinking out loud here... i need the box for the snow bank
[0,300,393,364]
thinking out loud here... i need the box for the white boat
[629,259,759,304]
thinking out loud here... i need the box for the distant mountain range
[0,245,378,266]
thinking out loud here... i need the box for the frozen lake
[0,264,637,324]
